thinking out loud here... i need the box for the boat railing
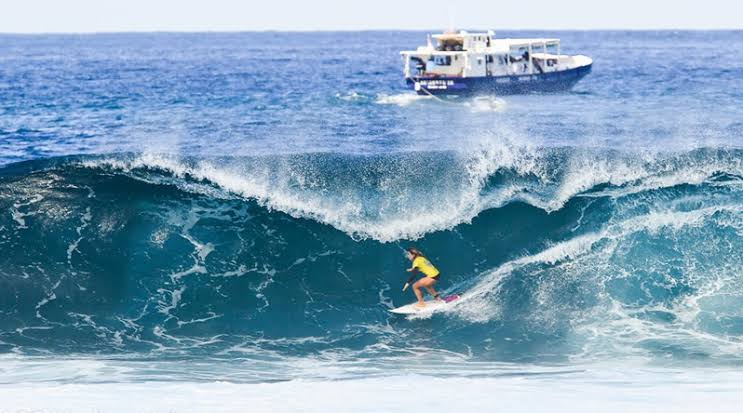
[402,38,583,79]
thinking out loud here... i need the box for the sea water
[1,31,743,412]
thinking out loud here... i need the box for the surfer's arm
[403,260,419,290]
[403,272,417,291]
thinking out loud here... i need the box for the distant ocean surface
[2,31,743,412]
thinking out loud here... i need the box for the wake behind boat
[401,30,592,95]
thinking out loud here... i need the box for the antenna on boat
[446,5,455,33]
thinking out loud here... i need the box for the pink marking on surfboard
[442,294,460,303]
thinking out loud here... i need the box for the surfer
[403,247,441,308]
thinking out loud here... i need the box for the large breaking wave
[2,145,743,365]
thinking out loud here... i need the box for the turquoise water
[1,31,743,411]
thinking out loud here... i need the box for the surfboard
[389,294,461,315]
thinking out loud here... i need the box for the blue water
[2,31,743,410]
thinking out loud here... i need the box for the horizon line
[2,27,742,35]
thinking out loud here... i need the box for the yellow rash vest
[412,256,439,278]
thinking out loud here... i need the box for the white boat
[400,30,593,95]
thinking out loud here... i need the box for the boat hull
[406,63,592,95]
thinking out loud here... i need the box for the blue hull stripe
[406,64,593,95]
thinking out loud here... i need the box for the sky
[1,0,741,33]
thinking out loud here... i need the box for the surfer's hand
[402,283,409,291]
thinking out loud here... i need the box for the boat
[400,30,593,95]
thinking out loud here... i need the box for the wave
[2,146,743,363]
[451,202,743,361]
[76,145,743,241]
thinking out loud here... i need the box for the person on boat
[403,247,441,308]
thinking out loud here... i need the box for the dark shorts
[430,274,440,281]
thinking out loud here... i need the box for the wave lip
[77,148,532,242]
[73,147,743,242]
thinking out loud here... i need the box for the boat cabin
[401,31,569,79]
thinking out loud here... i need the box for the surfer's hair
[406,247,423,257]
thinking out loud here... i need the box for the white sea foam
[464,96,507,112]
[375,93,507,113]
[335,91,367,102]
[374,93,432,106]
[0,363,742,413]
[78,147,743,243]
[451,200,743,359]
[79,150,526,242]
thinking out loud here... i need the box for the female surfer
[403,247,441,308]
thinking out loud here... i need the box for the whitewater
[2,30,743,412]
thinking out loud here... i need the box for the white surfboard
[389,294,461,315]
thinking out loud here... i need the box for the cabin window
[430,55,452,66]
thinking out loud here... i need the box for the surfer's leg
[415,278,436,307]
[424,284,439,300]
[421,277,439,300]
[412,279,426,307]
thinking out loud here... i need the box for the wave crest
[72,146,743,242]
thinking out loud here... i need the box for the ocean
[1,30,743,412]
